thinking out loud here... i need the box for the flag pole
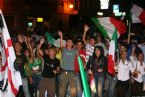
[127,20,131,44]
[77,56,91,97]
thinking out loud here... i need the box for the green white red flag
[92,17,126,76]
[0,9,22,97]
[91,17,126,39]
[131,4,145,25]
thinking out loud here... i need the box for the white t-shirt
[133,61,145,83]
[117,60,134,81]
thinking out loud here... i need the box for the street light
[69,4,74,9]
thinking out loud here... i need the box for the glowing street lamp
[69,4,74,9]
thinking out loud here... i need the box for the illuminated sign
[100,0,109,9]
[37,18,43,22]
[113,4,119,13]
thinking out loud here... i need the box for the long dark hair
[93,46,104,62]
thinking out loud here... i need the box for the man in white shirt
[116,50,134,97]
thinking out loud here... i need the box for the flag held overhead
[91,17,126,39]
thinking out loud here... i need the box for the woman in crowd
[87,46,107,97]
[131,52,145,96]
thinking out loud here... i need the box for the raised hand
[84,24,89,32]
[58,30,63,37]
[40,37,45,44]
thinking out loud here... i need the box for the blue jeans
[76,73,82,97]
[107,74,117,97]
[22,78,31,97]
[32,74,41,94]
[93,73,105,97]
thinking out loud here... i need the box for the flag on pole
[131,4,145,25]
[0,9,22,97]
[92,17,126,76]
[45,32,56,45]
[77,56,91,97]
[108,29,118,76]
[45,32,66,47]
[91,17,126,39]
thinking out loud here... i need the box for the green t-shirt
[24,58,33,76]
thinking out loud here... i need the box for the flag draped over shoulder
[91,17,126,39]
[0,9,22,97]
[131,4,145,25]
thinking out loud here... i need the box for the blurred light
[100,0,109,9]
[113,4,119,13]
[115,12,122,16]
[37,18,43,22]
[122,12,126,16]
[97,12,103,16]
[28,22,33,27]
[69,4,74,9]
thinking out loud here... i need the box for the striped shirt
[86,44,94,62]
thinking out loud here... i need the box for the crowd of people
[1,24,145,97]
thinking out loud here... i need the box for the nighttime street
[0,0,145,97]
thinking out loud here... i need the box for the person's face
[105,41,109,50]
[17,34,24,41]
[121,51,127,60]
[89,38,95,46]
[48,49,56,57]
[66,40,73,48]
[76,42,83,50]
[97,36,102,43]
[14,42,22,52]
[95,48,101,57]
[120,45,127,54]
[24,49,30,57]
[31,41,36,48]
[138,53,144,62]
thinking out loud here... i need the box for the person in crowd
[58,31,78,97]
[14,41,32,97]
[95,34,108,56]
[24,48,34,97]
[119,43,127,56]
[74,39,87,97]
[31,49,43,97]
[116,50,134,97]
[83,24,96,62]
[37,38,60,97]
[131,52,145,96]
[24,36,35,97]
[17,34,27,52]
[87,46,107,97]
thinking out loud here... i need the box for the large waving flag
[131,4,145,25]
[91,17,126,39]
[0,9,22,97]
[92,17,126,76]
[108,29,118,76]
